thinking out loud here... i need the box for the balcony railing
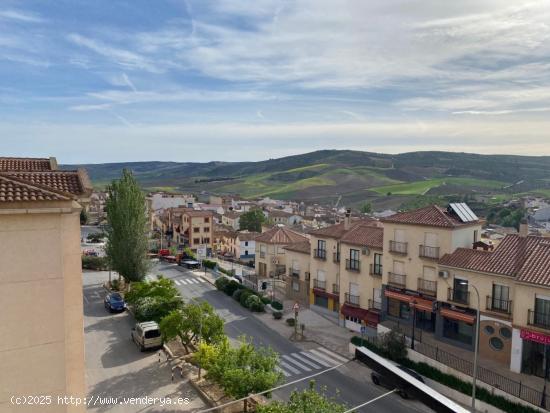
[346,259,360,272]
[528,310,550,329]
[447,288,470,305]
[314,249,327,260]
[313,279,326,290]
[388,272,407,289]
[369,263,383,276]
[389,240,408,254]
[345,293,360,307]
[419,245,440,259]
[486,296,512,314]
[368,299,382,311]
[332,283,340,294]
[259,251,266,258]
[417,278,437,295]
[333,252,340,263]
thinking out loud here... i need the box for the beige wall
[285,249,310,282]
[0,200,85,413]
[309,235,340,290]
[187,216,213,250]
[255,242,287,277]
[513,283,550,330]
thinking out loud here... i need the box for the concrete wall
[0,200,85,413]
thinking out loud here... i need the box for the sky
[1,0,550,163]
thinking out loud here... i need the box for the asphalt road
[153,262,434,413]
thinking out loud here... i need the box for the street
[152,262,433,413]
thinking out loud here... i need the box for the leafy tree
[239,208,266,232]
[160,301,224,352]
[125,277,182,322]
[382,329,407,361]
[257,381,347,413]
[360,202,372,214]
[80,209,88,225]
[105,169,150,282]
[87,232,105,243]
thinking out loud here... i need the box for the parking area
[83,271,205,412]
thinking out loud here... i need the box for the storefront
[310,288,339,312]
[340,304,379,332]
[436,307,476,350]
[520,329,550,378]
[383,289,436,332]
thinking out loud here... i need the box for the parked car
[371,365,425,399]
[104,292,126,312]
[131,321,163,351]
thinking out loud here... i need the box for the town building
[283,240,311,305]
[171,208,213,253]
[147,192,195,211]
[236,231,259,261]
[0,157,91,412]
[221,210,241,230]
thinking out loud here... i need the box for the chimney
[344,208,352,230]
[519,219,529,238]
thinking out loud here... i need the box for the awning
[520,329,550,345]
[341,304,369,320]
[313,288,339,300]
[440,308,476,324]
[411,298,435,312]
[384,290,434,312]
[366,311,380,328]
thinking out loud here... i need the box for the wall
[309,235,340,292]
[0,201,85,413]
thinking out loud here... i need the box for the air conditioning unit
[362,248,370,256]
[271,257,279,265]
[438,270,449,279]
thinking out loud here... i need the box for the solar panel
[449,203,478,222]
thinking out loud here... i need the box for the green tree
[160,301,224,352]
[80,209,88,225]
[105,169,150,282]
[125,277,182,322]
[382,329,407,361]
[257,381,347,413]
[360,202,372,214]
[239,208,266,232]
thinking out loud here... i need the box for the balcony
[447,288,470,305]
[259,251,266,258]
[332,283,340,294]
[346,259,360,272]
[333,252,340,263]
[389,240,408,254]
[313,279,326,290]
[528,310,550,329]
[417,278,437,296]
[314,249,327,260]
[388,272,407,289]
[486,296,512,315]
[368,299,382,311]
[369,263,383,276]
[419,245,440,260]
[345,293,360,307]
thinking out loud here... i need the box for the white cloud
[0,9,44,23]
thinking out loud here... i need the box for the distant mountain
[64,150,550,209]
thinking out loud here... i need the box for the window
[203,227,209,232]
[350,249,360,261]
[193,238,200,244]
[245,241,248,246]
[373,253,382,275]
[492,284,510,311]
[204,217,210,223]
[423,266,436,278]
[484,325,495,335]
[193,227,200,233]
[489,337,504,351]
[317,269,326,281]
[144,329,161,339]
[393,260,404,275]
[500,327,512,339]
[349,282,359,296]
[424,232,438,247]
[203,238,210,244]
[387,298,410,320]
[443,318,473,345]
[394,229,406,242]
[453,277,469,303]
[245,250,249,255]
[534,296,550,326]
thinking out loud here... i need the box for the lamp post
[460,281,480,413]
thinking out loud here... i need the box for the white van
[131,321,162,351]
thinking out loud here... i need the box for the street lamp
[459,280,480,413]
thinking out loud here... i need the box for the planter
[273,311,283,320]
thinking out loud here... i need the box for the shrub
[270,300,283,311]
[246,295,265,312]
[381,330,407,362]
[215,277,229,291]
[232,288,244,302]
[286,318,296,327]
[203,259,216,269]
[224,280,241,297]
[82,256,109,270]
[240,290,254,308]
[273,311,283,320]
[260,296,271,305]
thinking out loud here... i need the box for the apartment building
[254,225,308,278]
[267,209,303,226]
[221,210,241,230]
[0,157,91,413]
[171,208,213,253]
[283,240,311,304]
[148,192,195,211]
[236,231,258,261]
[379,204,481,337]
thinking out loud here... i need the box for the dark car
[104,292,126,312]
[371,365,425,399]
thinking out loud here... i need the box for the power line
[342,389,397,413]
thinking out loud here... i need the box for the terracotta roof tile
[517,241,550,286]
[0,157,52,172]
[340,223,383,249]
[381,205,479,228]
[255,226,308,245]
[237,231,260,241]
[5,171,84,195]
[283,240,311,254]
[0,175,71,202]
[309,218,379,239]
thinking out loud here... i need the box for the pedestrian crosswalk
[145,274,157,282]
[173,276,206,286]
[277,347,349,378]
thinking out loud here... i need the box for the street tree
[125,277,182,322]
[105,169,150,282]
[239,208,266,232]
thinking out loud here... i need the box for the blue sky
[1,0,550,163]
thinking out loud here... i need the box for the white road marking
[314,347,349,363]
[279,361,300,375]
[309,348,341,366]
[299,351,332,367]
[288,352,321,369]
[174,279,182,286]
[282,354,312,372]
[179,279,189,285]
[275,366,290,377]
[196,278,206,283]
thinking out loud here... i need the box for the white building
[148,192,195,211]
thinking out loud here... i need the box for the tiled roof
[440,235,550,286]
[0,175,71,202]
[340,223,383,249]
[309,218,381,240]
[283,240,311,254]
[255,225,308,245]
[184,209,214,217]
[269,209,295,218]
[237,231,259,241]
[381,205,479,228]
[4,171,84,196]
[0,157,53,172]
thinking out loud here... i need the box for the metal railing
[388,272,406,288]
[313,279,326,290]
[528,310,550,329]
[368,299,382,311]
[389,240,408,254]
[369,263,383,276]
[418,278,437,295]
[486,296,512,315]
[346,259,360,272]
[333,252,340,263]
[259,251,266,258]
[345,293,360,306]
[332,283,340,294]
[447,288,470,305]
[419,245,440,259]
[314,249,327,260]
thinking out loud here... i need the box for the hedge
[203,259,216,269]
[82,256,109,270]
[270,301,283,311]
[351,336,540,413]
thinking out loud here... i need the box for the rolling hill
[64,150,550,209]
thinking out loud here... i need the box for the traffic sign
[360,326,368,335]
[197,244,207,259]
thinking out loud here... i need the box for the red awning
[385,289,413,302]
[341,304,369,320]
[440,308,476,324]
[411,298,434,312]
[313,288,339,300]
[384,290,434,312]
[366,311,380,328]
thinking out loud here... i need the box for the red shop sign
[521,329,550,345]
